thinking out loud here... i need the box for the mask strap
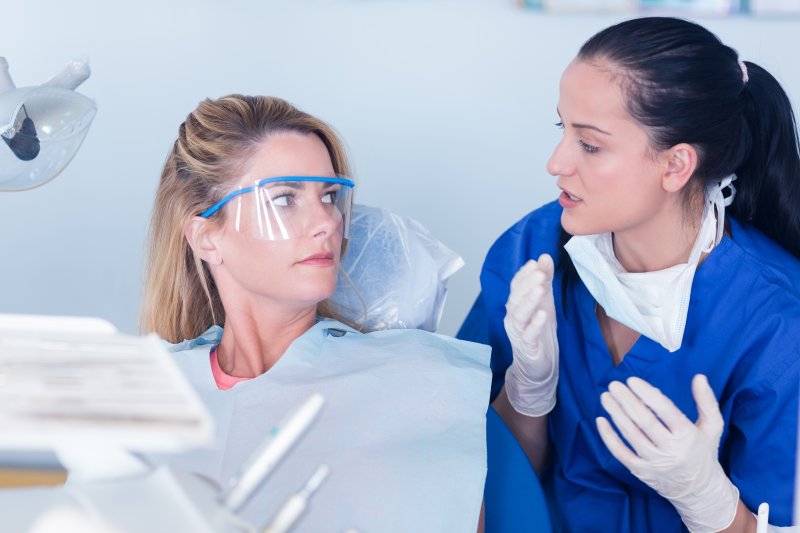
[688,174,737,265]
[710,174,737,247]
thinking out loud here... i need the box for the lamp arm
[0,57,16,93]
[41,57,91,90]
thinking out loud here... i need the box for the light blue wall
[2,0,799,336]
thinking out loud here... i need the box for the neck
[612,200,702,273]
[217,303,317,378]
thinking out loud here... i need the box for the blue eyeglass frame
[200,175,355,218]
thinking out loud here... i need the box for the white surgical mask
[564,175,736,352]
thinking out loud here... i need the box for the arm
[495,253,559,474]
[476,499,485,533]
[721,501,757,533]
[492,387,550,475]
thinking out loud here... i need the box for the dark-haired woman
[459,17,800,532]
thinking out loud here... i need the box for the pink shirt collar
[209,348,251,390]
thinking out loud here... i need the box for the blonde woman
[141,94,490,531]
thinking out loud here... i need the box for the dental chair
[2,203,550,533]
[485,406,552,532]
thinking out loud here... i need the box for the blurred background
[2,0,798,336]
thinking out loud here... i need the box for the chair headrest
[330,204,464,332]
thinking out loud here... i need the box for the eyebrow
[556,108,612,136]
[262,180,339,191]
[263,181,304,189]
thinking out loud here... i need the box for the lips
[559,187,582,201]
[557,184,583,209]
[297,252,335,266]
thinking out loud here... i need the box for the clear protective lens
[205,176,354,241]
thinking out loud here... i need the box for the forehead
[237,132,335,186]
[558,59,631,125]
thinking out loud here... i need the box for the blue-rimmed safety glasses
[200,176,355,241]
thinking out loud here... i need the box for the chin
[295,278,337,303]
[561,212,589,236]
[560,211,611,237]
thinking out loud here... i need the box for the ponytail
[732,61,800,258]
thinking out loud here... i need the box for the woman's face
[547,59,671,237]
[213,132,343,311]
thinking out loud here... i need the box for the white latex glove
[503,253,559,417]
[596,374,739,533]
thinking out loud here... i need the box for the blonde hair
[141,94,357,342]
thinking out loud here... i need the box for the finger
[691,374,724,436]
[509,274,553,322]
[537,253,555,282]
[508,281,549,323]
[509,260,543,294]
[510,258,550,295]
[503,313,522,340]
[626,377,691,433]
[507,284,545,326]
[520,309,547,347]
[596,416,644,472]
[529,285,545,310]
[608,380,672,444]
[507,277,545,311]
[600,390,658,458]
[505,286,543,336]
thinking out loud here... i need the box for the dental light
[0,56,96,191]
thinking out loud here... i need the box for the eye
[555,121,564,129]
[578,139,599,154]
[321,189,339,204]
[271,192,295,207]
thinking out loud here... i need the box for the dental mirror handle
[222,393,324,512]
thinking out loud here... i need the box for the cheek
[245,250,284,285]
[222,236,284,275]
[560,176,632,235]
[585,157,653,204]
[333,235,343,261]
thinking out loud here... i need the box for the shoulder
[320,319,491,367]
[490,201,562,254]
[704,223,800,397]
[713,221,800,357]
[482,200,562,284]
[161,326,220,377]
[149,329,219,393]
[728,217,800,298]
[163,325,223,353]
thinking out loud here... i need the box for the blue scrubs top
[459,201,800,531]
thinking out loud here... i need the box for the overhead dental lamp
[0,56,96,191]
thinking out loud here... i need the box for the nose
[309,201,340,239]
[546,136,574,177]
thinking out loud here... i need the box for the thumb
[692,374,724,437]
[537,253,555,283]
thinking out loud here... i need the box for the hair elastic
[738,59,749,84]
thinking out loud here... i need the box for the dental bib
[564,175,736,352]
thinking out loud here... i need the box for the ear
[661,143,698,193]
[184,216,223,265]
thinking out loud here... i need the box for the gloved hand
[503,253,559,417]
[596,374,740,533]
